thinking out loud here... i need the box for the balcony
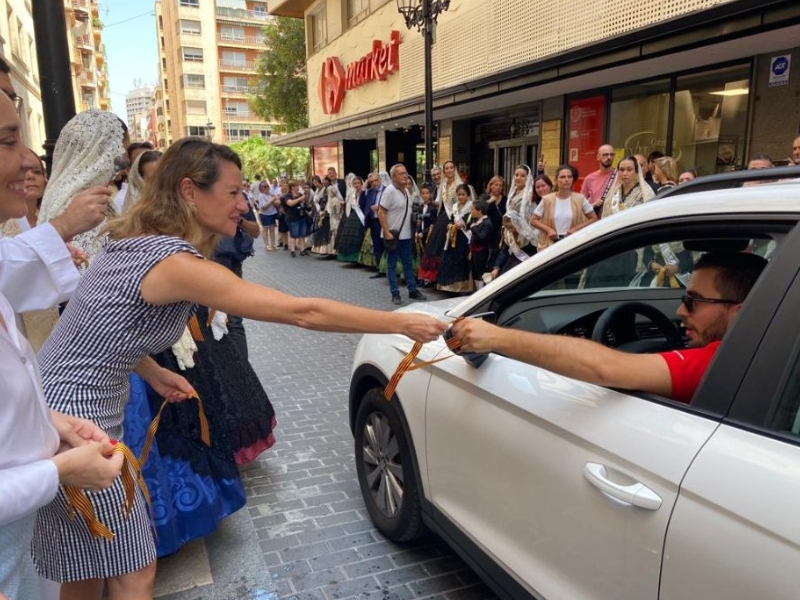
[215,7,270,24]
[265,0,314,18]
[75,34,93,52]
[79,73,97,88]
[72,0,90,16]
[218,60,256,72]
[223,110,253,121]
[217,34,265,48]
[221,85,256,96]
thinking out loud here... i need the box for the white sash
[353,196,366,227]
[443,201,473,250]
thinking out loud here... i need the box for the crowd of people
[0,53,447,599]
[241,136,800,305]
[1,36,798,597]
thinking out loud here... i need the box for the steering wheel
[591,301,683,352]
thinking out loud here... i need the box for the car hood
[392,296,464,321]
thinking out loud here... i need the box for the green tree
[251,17,308,133]
[230,136,310,180]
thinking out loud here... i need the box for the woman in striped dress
[33,137,447,600]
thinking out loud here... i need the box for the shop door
[499,145,523,186]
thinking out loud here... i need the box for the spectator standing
[533,165,597,252]
[653,156,679,193]
[257,180,278,250]
[791,135,800,165]
[429,166,443,202]
[362,172,387,275]
[281,180,308,257]
[679,169,697,184]
[468,198,493,289]
[580,144,616,214]
[337,174,366,263]
[327,166,347,198]
[379,164,427,305]
[436,183,475,293]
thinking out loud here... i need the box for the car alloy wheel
[354,388,426,541]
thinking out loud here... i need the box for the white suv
[348,168,800,600]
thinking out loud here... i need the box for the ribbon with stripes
[63,393,210,540]
[383,319,465,401]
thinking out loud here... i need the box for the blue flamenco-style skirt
[123,374,246,558]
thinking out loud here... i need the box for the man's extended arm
[451,318,673,397]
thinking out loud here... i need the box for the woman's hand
[52,441,124,492]
[402,314,448,343]
[51,411,110,451]
[491,268,500,280]
[650,261,665,274]
[145,366,196,402]
[664,263,678,276]
[66,243,88,268]
[548,228,559,242]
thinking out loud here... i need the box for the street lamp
[396,0,451,183]
[206,121,216,141]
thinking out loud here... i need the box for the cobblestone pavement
[154,245,498,600]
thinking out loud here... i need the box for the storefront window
[608,79,670,163]
[673,65,750,176]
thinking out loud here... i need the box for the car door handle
[583,462,662,511]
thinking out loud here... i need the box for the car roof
[450,177,800,315]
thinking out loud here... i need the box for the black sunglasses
[681,294,740,313]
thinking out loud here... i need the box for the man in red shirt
[451,252,767,403]
[580,144,616,213]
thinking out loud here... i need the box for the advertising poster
[567,95,606,188]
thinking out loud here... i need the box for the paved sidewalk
[154,246,497,600]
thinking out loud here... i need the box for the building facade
[155,0,278,145]
[65,0,111,114]
[0,0,46,150]
[126,84,156,142]
[270,0,800,188]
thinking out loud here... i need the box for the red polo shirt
[659,341,721,403]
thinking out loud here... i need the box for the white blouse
[0,223,79,313]
[0,291,60,526]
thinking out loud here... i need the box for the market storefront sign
[319,30,401,115]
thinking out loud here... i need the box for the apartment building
[270,0,800,187]
[126,85,156,142]
[0,0,45,150]
[155,0,277,145]
[65,0,110,113]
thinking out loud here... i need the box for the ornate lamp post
[396,0,451,183]
[206,121,216,142]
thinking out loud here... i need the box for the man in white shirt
[379,164,427,305]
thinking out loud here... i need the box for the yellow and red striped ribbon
[63,393,210,540]
[383,319,464,401]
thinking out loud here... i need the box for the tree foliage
[230,136,310,180]
[251,17,308,133]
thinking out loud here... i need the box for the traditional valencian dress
[418,175,461,284]
[337,175,366,263]
[436,195,474,293]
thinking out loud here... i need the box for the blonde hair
[105,136,242,257]
[654,156,679,184]
[485,175,505,195]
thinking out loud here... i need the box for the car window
[768,347,800,438]
[535,235,775,296]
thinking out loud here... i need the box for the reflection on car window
[769,350,800,438]
[538,237,774,294]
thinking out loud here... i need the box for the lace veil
[38,109,127,259]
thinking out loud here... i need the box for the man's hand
[50,411,110,451]
[49,186,114,241]
[450,318,503,354]
[383,230,395,241]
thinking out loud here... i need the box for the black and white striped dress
[33,235,203,582]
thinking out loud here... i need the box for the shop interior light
[709,88,749,96]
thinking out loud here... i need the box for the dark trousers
[369,222,384,267]
[387,238,418,297]
[213,256,248,360]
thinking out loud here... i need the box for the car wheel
[354,388,427,541]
